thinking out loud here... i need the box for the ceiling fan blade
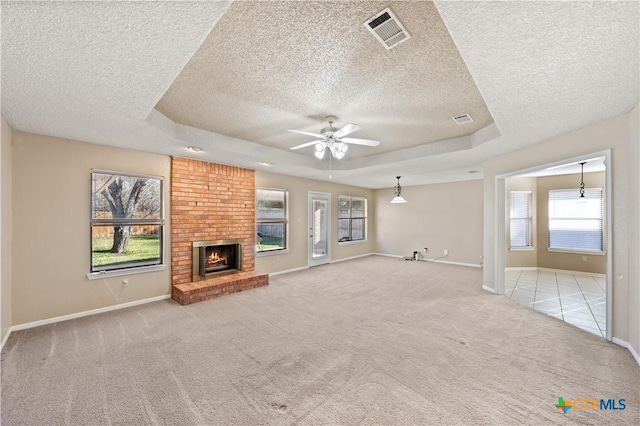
[340,137,380,147]
[333,123,361,139]
[290,140,324,150]
[288,129,324,138]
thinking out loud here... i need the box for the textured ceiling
[1,1,638,189]
[155,1,493,158]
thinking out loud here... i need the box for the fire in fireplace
[192,239,243,281]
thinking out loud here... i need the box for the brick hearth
[172,271,268,305]
[171,158,268,305]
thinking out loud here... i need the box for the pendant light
[390,176,407,203]
[579,161,586,198]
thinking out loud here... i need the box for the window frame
[89,170,165,276]
[256,188,289,255]
[509,190,533,250]
[547,187,604,254]
[338,195,367,244]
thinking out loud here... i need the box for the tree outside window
[91,171,163,272]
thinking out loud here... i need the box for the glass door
[308,192,331,267]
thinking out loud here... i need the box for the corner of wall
[1,115,14,345]
[627,102,640,359]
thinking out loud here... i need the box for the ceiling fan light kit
[289,115,379,160]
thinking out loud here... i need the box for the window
[510,191,533,249]
[257,188,288,253]
[91,171,163,273]
[548,188,603,252]
[338,196,367,242]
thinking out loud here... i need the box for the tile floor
[505,269,607,337]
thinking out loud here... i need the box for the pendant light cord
[579,162,586,198]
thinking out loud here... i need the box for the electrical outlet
[121,279,129,287]
[444,249,449,256]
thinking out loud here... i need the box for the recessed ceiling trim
[364,7,411,50]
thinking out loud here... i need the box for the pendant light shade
[390,176,407,203]
[314,143,326,159]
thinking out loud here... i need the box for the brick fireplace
[170,158,268,305]
[192,239,242,280]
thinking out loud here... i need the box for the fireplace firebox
[192,239,243,281]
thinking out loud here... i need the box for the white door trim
[308,191,331,267]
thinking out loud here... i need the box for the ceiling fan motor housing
[288,114,380,154]
[320,126,339,136]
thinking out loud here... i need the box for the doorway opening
[308,192,331,267]
[495,151,612,340]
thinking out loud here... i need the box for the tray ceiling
[155,1,493,159]
[1,1,637,188]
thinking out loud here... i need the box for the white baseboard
[482,285,497,294]
[270,253,399,276]
[9,294,172,332]
[612,337,640,367]
[269,253,377,276]
[421,258,482,268]
[268,266,309,277]
[373,253,481,268]
[330,253,373,264]
[536,267,606,278]
[506,266,605,278]
[372,252,404,258]
[505,267,538,271]
[0,328,11,352]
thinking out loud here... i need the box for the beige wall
[255,171,375,274]
[12,132,172,325]
[483,105,639,357]
[505,172,607,274]
[505,177,537,267]
[536,172,606,274]
[628,104,640,354]
[1,116,13,341]
[373,180,483,266]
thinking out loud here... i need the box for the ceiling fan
[288,116,380,159]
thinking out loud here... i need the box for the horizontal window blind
[548,188,603,251]
[510,191,532,248]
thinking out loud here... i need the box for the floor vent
[364,7,411,50]
[453,114,474,125]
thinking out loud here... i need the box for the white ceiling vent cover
[364,7,411,50]
[453,114,474,125]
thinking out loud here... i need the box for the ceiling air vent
[364,7,411,50]
[453,114,474,125]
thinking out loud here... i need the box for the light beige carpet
[2,256,638,425]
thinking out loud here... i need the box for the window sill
[87,264,166,280]
[257,248,290,257]
[547,248,605,256]
[510,247,534,251]
[338,239,367,245]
